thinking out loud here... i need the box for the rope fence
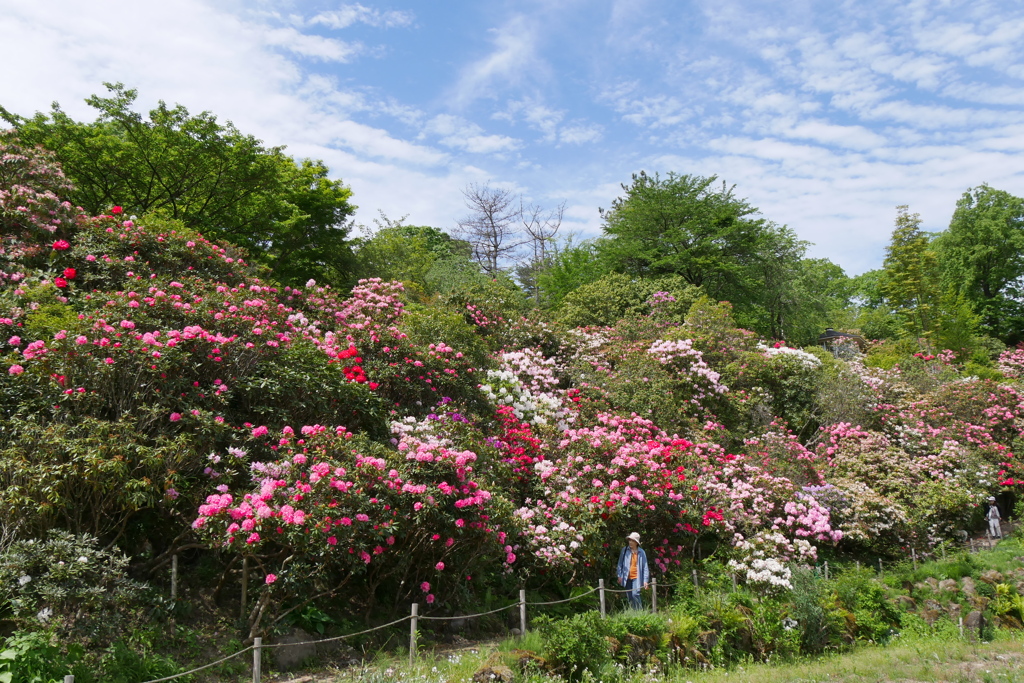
[62,531,1006,683]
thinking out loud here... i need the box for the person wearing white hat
[988,497,1003,539]
[616,532,649,609]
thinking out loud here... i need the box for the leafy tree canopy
[936,184,1024,344]
[353,218,473,297]
[1,83,357,287]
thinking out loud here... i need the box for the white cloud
[307,4,414,30]
[449,14,547,107]
[558,123,603,145]
[422,115,521,155]
[261,27,362,62]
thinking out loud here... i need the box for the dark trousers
[625,578,642,609]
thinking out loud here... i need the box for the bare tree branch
[455,183,526,275]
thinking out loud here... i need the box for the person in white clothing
[988,496,1003,539]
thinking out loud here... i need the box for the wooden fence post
[64,677,74,683]
[731,573,737,593]
[911,549,917,571]
[651,578,657,613]
[692,570,700,599]
[599,579,606,617]
[171,554,179,600]
[409,603,418,666]
[520,589,527,637]
[252,636,262,683]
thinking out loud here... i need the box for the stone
[895,595,917,610]
[473,665,515,682]
[925,577,940,590]
[980,569,1004,585]
[920,609,941,626]
[272,630,319,671]
[923,599,943,612]
[965,610,984,631]
[937,579,959,593]
[513,650,547,673]
[961,577,977,596]
[947,603,962,620]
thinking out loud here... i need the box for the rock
[473,665,515,682]
[512,650,547,673]
[938,579,959,593]
[961,577,977,596]
[895,595,917,610]
[925,577,940,590]
[965,610,984,631]
[923,599,943,612]
[1016,581,1024,595]
[980,569,1005,585]
[272,630,319,671]
[920,609,941,625]
[947,603,962,620]
[446,615,468,633]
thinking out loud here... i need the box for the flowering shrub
[0,530,144,639]
[193,424,507,624]
[0,130,78,260]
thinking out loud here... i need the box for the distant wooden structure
[817,328,867,356]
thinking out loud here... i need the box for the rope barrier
[527,586,600,606]
[420,603,518,620]
[260,615,413,650]
[128,577,683,682]
[139,646,254,683]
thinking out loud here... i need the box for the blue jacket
[616,546,649,594]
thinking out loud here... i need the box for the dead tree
[456,184,526,276]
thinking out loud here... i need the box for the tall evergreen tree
[878,205,942,339]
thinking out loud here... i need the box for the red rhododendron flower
[52,240,70,251]
[63,267,76,279]
[111,206,123,214]
[53,277,68,289]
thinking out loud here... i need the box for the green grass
[320,630,1024,683]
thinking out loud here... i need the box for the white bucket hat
[626,532,641,544]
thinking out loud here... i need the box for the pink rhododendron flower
[169,413,182,422]
[265,574,277,584]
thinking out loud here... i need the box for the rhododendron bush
[7,135,1024,636]
[192,424,507,629]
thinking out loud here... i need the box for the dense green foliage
[5,93,1024,681]
[2,84,357,287]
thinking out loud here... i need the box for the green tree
[596,171,803,333]
[598,172,766,294]
[878,205,942,339]
[354,217,473,295]
[936,185,1024,343]
[536,238,607,308]
[2,83,356,287]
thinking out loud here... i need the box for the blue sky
[2,0,1023,275]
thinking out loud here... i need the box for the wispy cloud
[262,27,362,62]
[307,4,414,30]
[422,114,521,155]
[449,14,547,107]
